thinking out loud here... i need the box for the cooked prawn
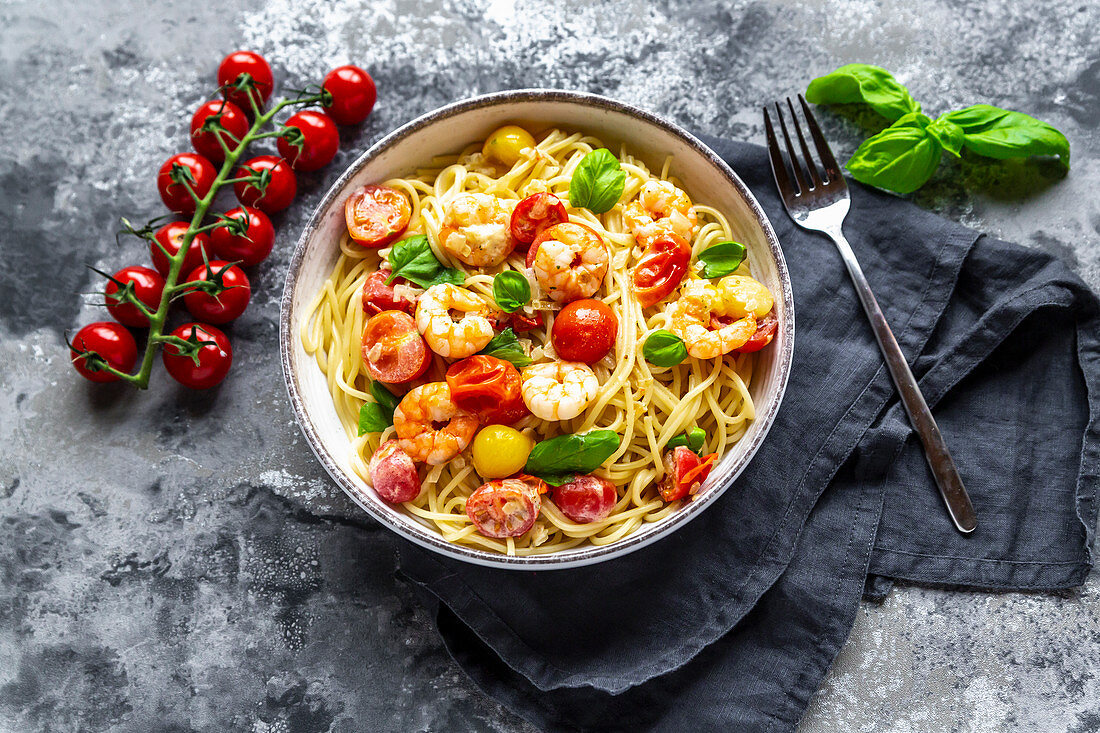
[393,382,479,465]
[530,222,609,303]
[415,283,496,358]
[623,180,698,246]
[520,361,599,421]
[438,193,517,267]
[664,275,773,359]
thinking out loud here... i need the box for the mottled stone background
[1,0,1098,731]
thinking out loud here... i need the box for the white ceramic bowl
[280,89,794,569]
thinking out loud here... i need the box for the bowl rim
[280,88,795,569]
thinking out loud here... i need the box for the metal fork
[764,95,977,534]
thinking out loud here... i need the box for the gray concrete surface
[1,0,1098,730]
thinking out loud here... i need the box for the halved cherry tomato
[659,446,717,502]
[737,310,778,353]
[551,475,617,524]
[105,266,165,328]
[362,269,417,315]
[633,232,692,308]
[182,261,252,324]
[70,322,138,383]
[234,155,297,213]
[361,310,431,384]
[345,185,411,247]
[368,440,421,503]
[157,153,217,215]
[525,221,604,269]
[190,99,249,163]
[550,299,617,363]
[446,355,528,426]
[466,475,545,538]
[150,222,212,277]
[510,193,568,244]
[162,323,233,389]
[277,110,340,171]
[321,65,377,125]
[210,206,275,267]
[217,50,274,113]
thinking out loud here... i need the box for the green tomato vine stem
[116,90,324,388]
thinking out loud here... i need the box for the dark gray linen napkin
[397,138,1099,731]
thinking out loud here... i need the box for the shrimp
[623,180,698,246]
[520,361,599,421]
[438,192,517,267]
[664,275,774,359]
[415,283,496,358]
[529,222,609,303]
[393,382,479,465]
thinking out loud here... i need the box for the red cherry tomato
[234,155,297,213]
[150,222,212,277]
[162,323,233,389]
[105,266,165,328]
[510,193,568,244]
[277,110,340,172]
[217,50,274,114]
[524,221,604,269]
[210,206,275,267]
[344,185,411,247]
[632,232,692,309]
[659,446,718,502]
[322,65,377,125]
[361,310,431,384]
[157,153,217,215]
[551,475,617,524]
[466,475,545,538]
[550,299,618,363]
[491,310,543,334]
[446,355,528,426]
[737,310,778,353]
[362,269,417,315]
[368,440,421,503]
[182,261,252,324]
[69,322,138,383]
[189,99,249,163]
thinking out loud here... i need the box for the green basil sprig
[568,148,626,214]
[643,330,688,367]
[806,63,1070,194]
[358,381,401,435]
[524,429,620,486]
[667,427,706,453]
[386,235,464,289]
[492,271,531,313]
[477,327,532,368]
[697,241,746,279]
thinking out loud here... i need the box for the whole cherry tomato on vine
[157,153,217,215]
[217,51,274,114]
[183,261,252,324]
[162,323,233,389]
[105,266,165,328]
[190,99,249,163]
[322,65,377,125]
[70,322,138,383]
[210,206,275,266]
[277,110,340,171]
[234,155,297,213]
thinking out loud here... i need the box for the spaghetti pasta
[301,127,767,556]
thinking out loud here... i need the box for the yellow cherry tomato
[482,125,535,167]
[471,425,534,478]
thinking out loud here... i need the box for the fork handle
[825,227,977,534]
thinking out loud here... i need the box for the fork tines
[763,95,844,198]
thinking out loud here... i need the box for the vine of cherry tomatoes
[69,51,377,390]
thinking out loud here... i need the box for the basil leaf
[524,430,620,482]
[667,427,706,453]
[386,235,465,289]
[926,116,965,158]
[697,241,746,279]
[358,402,392,435]
[805,63,921,121]
[568,148,626,214]
[492,271,531,313]
[845,113,943,194]
[358,381,400,436]
[940,104,1070,168]
[643,330,688,367]
[477,327,532,368]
